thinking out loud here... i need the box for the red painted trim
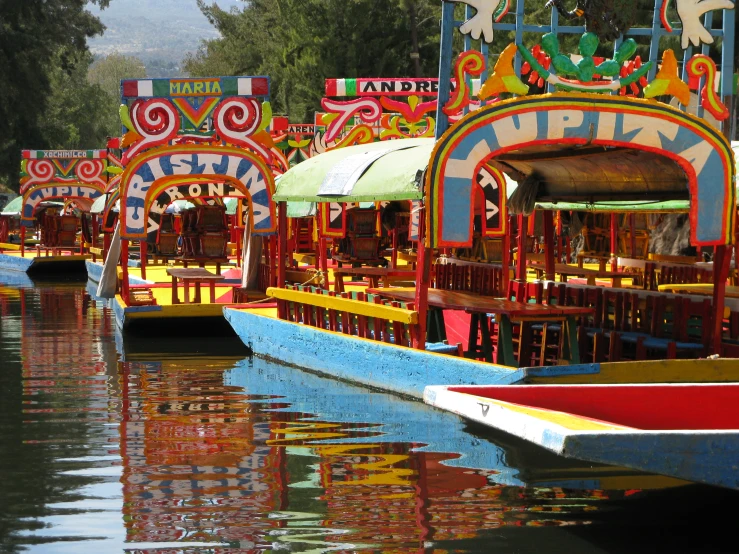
[447,384,739,430]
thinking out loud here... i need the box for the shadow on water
[0,281,738,553]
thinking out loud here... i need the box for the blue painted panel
[0,254,35,273]
[223,308,526,399]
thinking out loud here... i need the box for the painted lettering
[677,140,713,177]
[622,113,679,149]
[547,110,585,140]
[492,112,538,148]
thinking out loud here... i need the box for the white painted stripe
[238,78,252,95]
[138,80,153,97]
[335,79,346,96]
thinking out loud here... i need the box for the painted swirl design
[320,98,382,142]
[687,54,729,121]
[124,99,180,163]
[213,97,270,159]
[443,50,486,117]
[21,160,56,193]
[75,160,107,187]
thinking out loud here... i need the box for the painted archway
[119,144,276,240]
[425,94,735,248]
[21,183,105,227]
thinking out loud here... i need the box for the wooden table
[167,267,225,304]
[176,257,228,275]
[368,287,594,367]
[333,267,416,293]
[657,283,739,299]
[529,262,623,287]
[577,252,612,271]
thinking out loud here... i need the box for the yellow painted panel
[266,287,418,325]
[0,243,22,251]
[529,358,739,384]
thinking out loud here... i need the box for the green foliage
[0,0,111,190]
[185,0,442,122]
[88,52,147,100]
[88,52,147,137]
[42,50,118,149]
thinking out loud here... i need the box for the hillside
[87,0,242,77]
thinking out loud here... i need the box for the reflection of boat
[226,357,690,492]
[113,322,250,361]
[425,383,739,490]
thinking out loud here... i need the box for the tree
[0,0,110,190]
[88,52,147,101]
[41,50,118,149]
[186,0,442,122]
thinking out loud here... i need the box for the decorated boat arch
[105,76,279,324]
[19,149,108,229]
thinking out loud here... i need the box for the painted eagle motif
[546,0,639,41]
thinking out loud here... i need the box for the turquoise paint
[223,307,526,399]
[0,254,35,273]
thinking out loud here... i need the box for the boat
[423,382,739,490]
[0,149,109,275]
[97,76,282,332]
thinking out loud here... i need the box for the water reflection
[1,279,739,553]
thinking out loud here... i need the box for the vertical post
[20,226,25,258]
[139,240,147,281]
[391,228,398,269]
[610,213,618,272]
[121,238,130,304]
[277,203,288,319]
[543,210,555,281]
[92,216,98,248]
[277,202,287,288]
[413,204,430,350]
[269,235,277,288]
[319,236,329,290]
[515,214,527,282]
[501,216,511,296]
[556,212,563,264]
[712,244,732,354]
[629,213,637,258]
[434,1,456,139]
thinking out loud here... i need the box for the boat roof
[274,138,432,203]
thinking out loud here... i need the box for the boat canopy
[1,196,22,216]
[273,138,432,203]
[89,193,107,214]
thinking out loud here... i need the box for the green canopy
[1,196,22,216]
[274,138,431,203]
[225,197,238,215]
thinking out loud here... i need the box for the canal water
[1,278,738,553]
